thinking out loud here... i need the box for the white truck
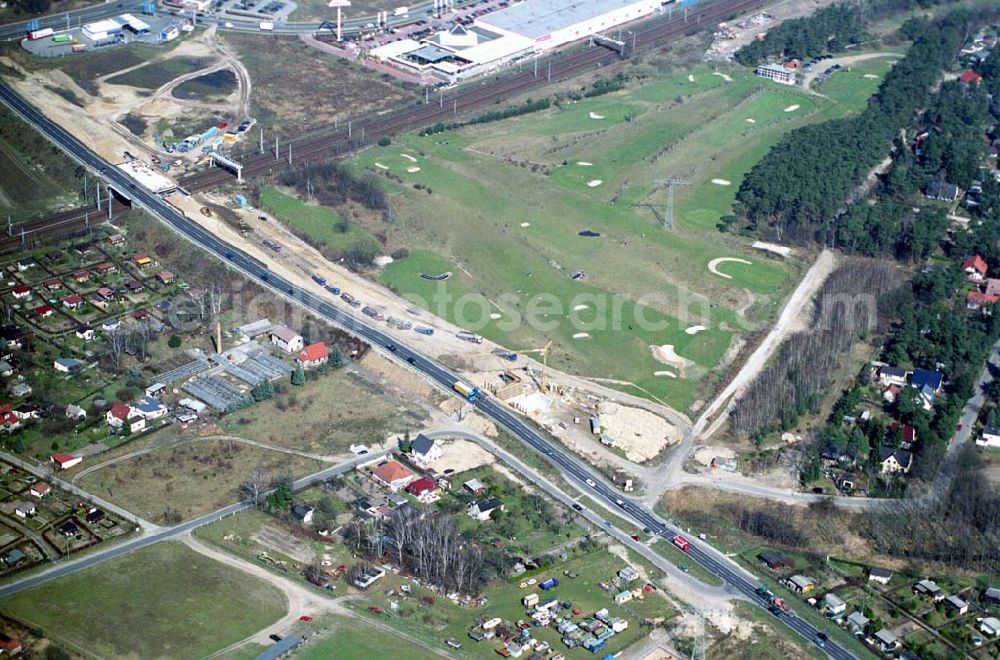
[259,20,274,31]
[393,6,408,15]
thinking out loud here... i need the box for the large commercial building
[374,0,664,82]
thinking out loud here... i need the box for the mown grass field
[0,542,285,658]
[260,187,378,252]
[338,62,890,410]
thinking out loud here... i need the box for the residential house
[878,366,909,387]
[14,404,40,421]
[823,593,847,616]
[901,424,917,449]
[618,566,640,582]
[72,269,90,283]
[85,507,105,524]
[918,384,937,411]
[405,476,439,502]
[786,575,816,594]
[758,551,792,570]
[847,610,869,634]
[468,497,505,521]
[978,426,1000,448]
[134,396,167,420]
[874,629,899,653]
[964,255,989,282]
[911,368,944,393]
[371,460,416,491]
[95,261,117,275]
[411,434,442,467]
[868,567,893,584]
[2,548,25,566]
[131,253,153,268]
[13,501,35,518]
[131,309,150,321]
[75,326,95,342]
[106,401,133,427]
[914,579,945,601]
[0,361,12,378]
[54,357,84,373]
[101,318,120,332]
[51,452,82,470]
[981,617,1000,636]
[96,287,115,302]
[0,326,28,350]
[10,383,30,398]
[126,280,144,294]
[269,325,304,354]
[157,271,175,285]
[926,180,961,202]
[960,69,984,84]
[946,594,969,615]
[107,233,125,246]
[880,448,913,475]
[882,384,901,404]
[295,342,328,369]
[34,304,53,319]
[353,566,386,589]
[613,590,633,605]
[291,504,314,524]
[0,634,22,655]
[0,406,22,432]
[61,295,84,311]
[986,279,1000,297]
[65,404,86,421]
[145,383,166,399]
[28,482,50,499]
[56,520,78,537]
[985,587,1000,604]
[42,277,62,291]
[10,286,30,300]
[967,291,999,312]
[463,478,486,495]
[16,258,34,271]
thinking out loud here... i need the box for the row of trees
[730,259,899,438]
[728,10,973,244]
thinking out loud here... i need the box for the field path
[186,534,450,657]
[801,51,902,90]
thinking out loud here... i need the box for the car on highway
[615,498,625,507]
[642,527,651,534]
[269,634,282,642]
[386,343,397,352]
[814,632,828,648]
[678,564,689,573]
[585,479,596,487]
[406,356,416,365]
[571,503,582,511]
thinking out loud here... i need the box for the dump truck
[491,348,518,361]
[453,381,480,401]
[414,326,434,336]
[456,331,483,344]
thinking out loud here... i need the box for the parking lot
[214,0,297,22]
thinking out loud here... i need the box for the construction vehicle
[513,341,553,391]
[456,331,483,344]
[490,348,518,361]
[414,326,434,336]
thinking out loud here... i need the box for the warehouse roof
[478,0,650,40]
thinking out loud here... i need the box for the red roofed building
[11,286,30,299]
[106,401,132,425]
[0,405,19,431]
[62,294,84,309]
[51,452,82,470]
[986,278,1000,297]
[131,309,150,320]
[157,271,175,285]
[902,424,917,448]
[96,287,115,301]
[43,277,62,290]
[72,269,90,283]
[296,342,329,369]
[372,460,416,491]
[960,70,983,84]
[0,635,22,655]
[29,482,51,498]
[95,261,117,274]
[968,291,999,312]
[35,304,53,318]
[964,255,988,282]
[406,476,439,502]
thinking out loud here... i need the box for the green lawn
[260,187,377,252]
[295,619,423,659]
[0,542,286,658]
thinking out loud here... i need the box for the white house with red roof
[372,459,416,491]
[34,305,53,318]
[296,342,329,368]
[51,452,82,470]
[964,255,988,282]
[62,294,84,310]
[406,476,440,503]
[29,482,51,498]
[11,286,30,300]
[106,401,148,433]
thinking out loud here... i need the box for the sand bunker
[687,74,695,82]
[418,271,452,281]
[589,112,605,120]
[745,118,756,123]
[784,104,800,112]
[712,71,733,82]
[711,178,731,186]
[685,325,707,335]
[752,241,793,257]
[598,401,681,463]
[407,166,421,173]
[374,162,389,170]
[572,332,590,339]
[654,370,677,378]
[489,313,502,320]
[863,74,879,79]
[577,161,593,166]
[401,153,417,162]
[587,180,603,187]
[708,257,752,279]
[573,304,589,311]
[520,222,530,228]
[650,344,695,376]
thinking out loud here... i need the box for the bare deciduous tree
[240,468,268,507]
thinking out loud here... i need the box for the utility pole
[453,99,457,116]
[5,216,10,236]
[259,127,264,153]
[547,61,551,82]
[534,57,538,77]
[107,186,112,220]
[348,120,352,138]
[360,126,364,143]
[274,135,279,160]
[287,143,292,165]
[95,183,101,211]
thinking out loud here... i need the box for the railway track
[4,0,761,252]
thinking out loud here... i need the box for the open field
[173,68,239,101]
[0,541,285,658]
[220,33,414,135]
[215,365,426,454]
[340,63,883,410]
[106,56,215,90]
[260,186,379,252]
[77,433,327,524]
[294,618,426,659]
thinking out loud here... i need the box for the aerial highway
[0,78,858,659]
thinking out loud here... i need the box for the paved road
[0,449,389,599]
[0,81,856,660]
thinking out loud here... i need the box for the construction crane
[631,178,690,229]
[513,341,554,392]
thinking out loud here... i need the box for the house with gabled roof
[964,255,989,282]
[469,497,504,521]
[295,342,328,369]
[880,448,912,475]
[411,434,442,467]
[371,460,416,491]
